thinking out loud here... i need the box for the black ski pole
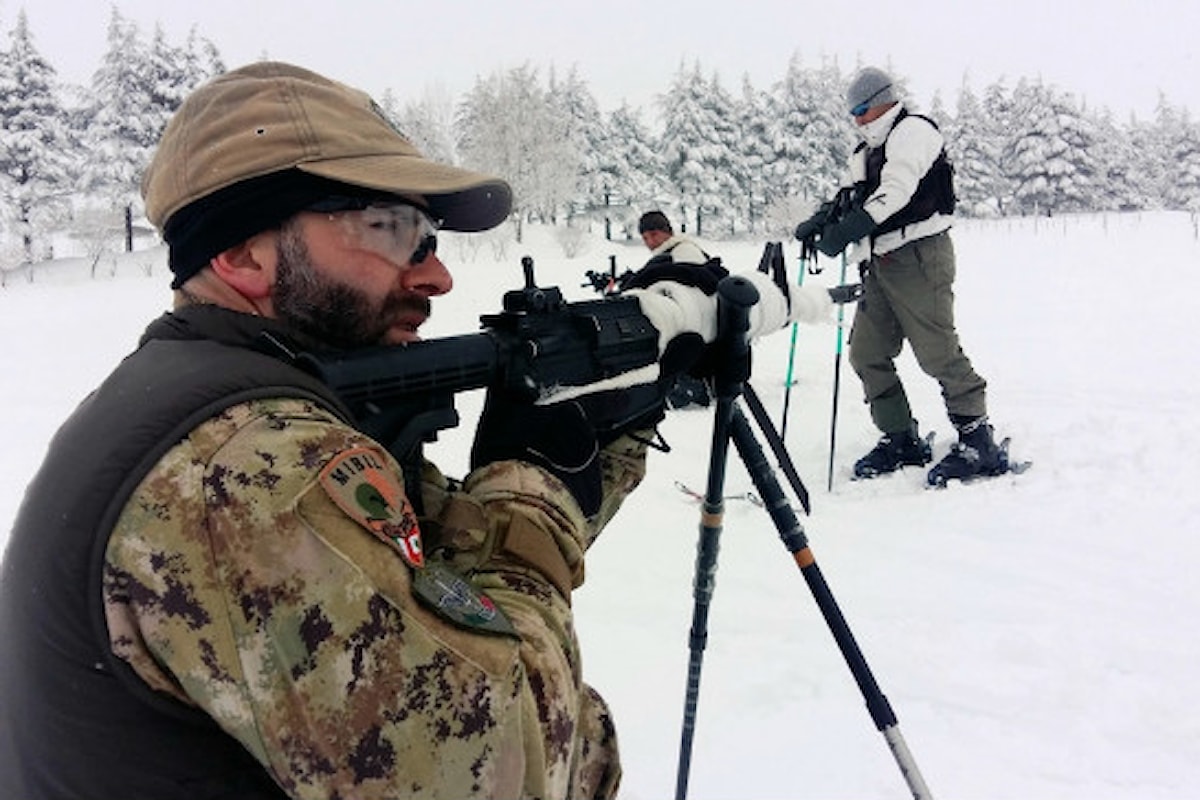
[674,275,758,800]
[827,252,850,491]
[731,401,935,799]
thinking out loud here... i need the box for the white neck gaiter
[856,103,904,149]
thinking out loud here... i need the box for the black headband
[162,170,398,289]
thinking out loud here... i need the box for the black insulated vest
[0,306,347,800]
[857,110,957,238]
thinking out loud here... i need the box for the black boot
[853,425,932,479]
[927,416,1008,487]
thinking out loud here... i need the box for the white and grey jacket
[844,104,953,257]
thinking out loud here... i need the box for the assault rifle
[296,247,855,493]
[795,183,868,262]
[581,255,636,296]
[297,256,661,468]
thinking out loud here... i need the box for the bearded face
[272,220,433,350]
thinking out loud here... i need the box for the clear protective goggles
[307,196,441,266]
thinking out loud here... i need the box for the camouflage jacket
[103,391,648,796]
[95,310,649,799]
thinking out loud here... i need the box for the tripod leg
[674,275,760,800]
[730,405,935,799]
[674,391,735,800]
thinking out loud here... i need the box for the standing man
[795,66,1007,486]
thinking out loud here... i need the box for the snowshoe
[926,417,1011,487]
[852,428,933,479]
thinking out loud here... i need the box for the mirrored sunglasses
[849,83,892,118]
[307,196,441,266]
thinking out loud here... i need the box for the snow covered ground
[2,212,1198,798]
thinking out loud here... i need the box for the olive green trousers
[848,231,988,434]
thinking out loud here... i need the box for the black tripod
[673,275,933,800]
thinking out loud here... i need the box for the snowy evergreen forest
[2,5,1200,280]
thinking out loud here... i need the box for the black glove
[620,258,725,380]
[793,201,833,242]
[817,207,875,257]
[827,283,864,305]
[471,393,603,516]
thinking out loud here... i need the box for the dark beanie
[162,169,394,288]
[638,210,672,235]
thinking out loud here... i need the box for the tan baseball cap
[141,61,512,234]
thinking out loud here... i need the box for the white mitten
[625,267,832,352]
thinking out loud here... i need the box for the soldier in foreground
[0,62,824,798]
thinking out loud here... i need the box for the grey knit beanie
[847,67,897,113]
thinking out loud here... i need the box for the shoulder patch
[319,446,424,568]
[411,563,519,638]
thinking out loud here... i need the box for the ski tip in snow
[674,480,764,508]
[1001,437,1033,475]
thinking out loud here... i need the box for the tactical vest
[857,109,957,237]
[0,306,348,799]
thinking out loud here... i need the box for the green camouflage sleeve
[417,427,650,594]
[590,431,652,545]
[103,397,625,799]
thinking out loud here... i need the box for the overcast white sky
[7,0,1198,122]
